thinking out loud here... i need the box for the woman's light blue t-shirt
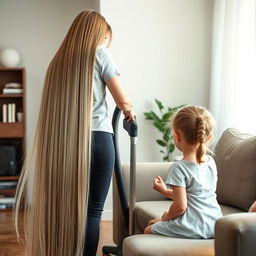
[92,46,120,133]
[152,156,223,239]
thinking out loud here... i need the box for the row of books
[2,103,17,123]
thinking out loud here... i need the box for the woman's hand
[153,176,167,194]
[123,110,136,122]
[147,218,162,226]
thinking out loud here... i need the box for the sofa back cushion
[214,128,256,211]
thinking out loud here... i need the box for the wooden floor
[0,211,115,256]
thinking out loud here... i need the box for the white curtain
[210,0,256,140]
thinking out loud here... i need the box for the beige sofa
[112,128,256,256]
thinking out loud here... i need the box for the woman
[15,10,135,256]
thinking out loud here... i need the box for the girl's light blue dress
[152,156,223,239]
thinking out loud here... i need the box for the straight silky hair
[171,106,215,164]
[15,10,112,256]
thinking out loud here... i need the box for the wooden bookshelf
[0,94,23,98]
[0,176,19,181]
[0,189,16,196]
[0,68,26,211]
[0,123,24,138]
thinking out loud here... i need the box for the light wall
[101,0,214,163]
[101,0,214,218]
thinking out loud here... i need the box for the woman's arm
[161,185,187,221]
[105,76,135,121]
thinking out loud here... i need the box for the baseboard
[102,209,113,221]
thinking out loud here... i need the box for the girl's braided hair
[171,106,215,163]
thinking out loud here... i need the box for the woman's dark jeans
[84,131,115,256]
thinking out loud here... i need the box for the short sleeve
[165,164,186,187]
[97,47,120,82]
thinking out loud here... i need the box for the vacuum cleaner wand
[123,117,138,235]
[102,107,138,255]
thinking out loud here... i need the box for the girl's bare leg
[144,224,153,234]
[147,217,162,226]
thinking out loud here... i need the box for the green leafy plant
[144,99,185,161]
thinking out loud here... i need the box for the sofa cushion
[214,128,256,211]
[123,234,214,256]
[135,201,170,233]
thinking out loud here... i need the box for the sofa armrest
[122,162,173,202]
[112,162,172,246]
[215,213,256,256]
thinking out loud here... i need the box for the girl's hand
[161,210,170,221]
[147,218,162,226]
[123,110,136,122]
[153,176,167,194]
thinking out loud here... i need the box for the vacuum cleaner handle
[123,118,138,138]
[123,118,138,235]
[102,107,138,256]
[112,107,138,235]
[112,107,129,228]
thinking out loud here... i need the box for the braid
[197,116,206,143]
[196,116,206,163]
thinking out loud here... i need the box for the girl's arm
[106,76,135,121]
[161,185,187,221]
[153,176,173,199]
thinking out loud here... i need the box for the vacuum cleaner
[102,107,138,256]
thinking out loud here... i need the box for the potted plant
[144,99,185,161]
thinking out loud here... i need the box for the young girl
[144,106,222,239]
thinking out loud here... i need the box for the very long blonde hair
[15,10,112,256]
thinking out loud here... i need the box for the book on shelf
[2,104,7,122]
[2,103,17,123]
[2,83,23,95]
[8,104,12,122]
[2,88,23,94]
[5,83,22,89]
[0,181,18,189]
[0,197,15,209]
